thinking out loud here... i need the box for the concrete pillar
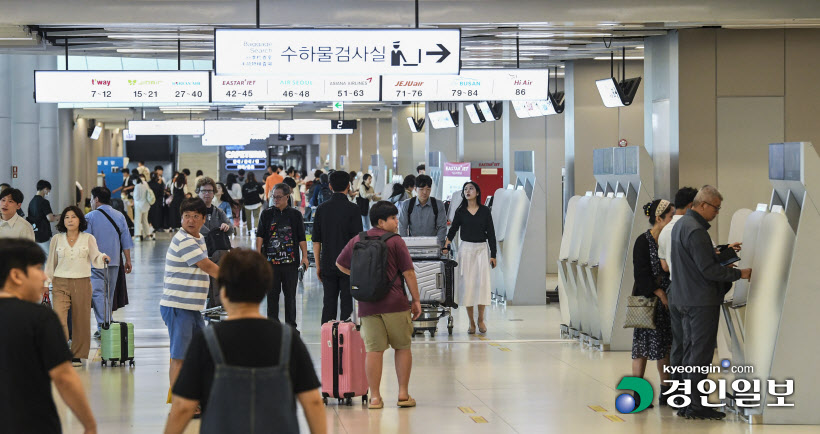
[563,61,576,216]
[329,135,337,169]
[38,56,60,195]
[11,55,40,209]
[644,31,680,199]
[0,56,11,184]
[57,109,74,210]
[502,101,511,187]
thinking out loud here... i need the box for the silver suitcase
[403,236,441,259]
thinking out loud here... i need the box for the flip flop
[368,398,384,409]
[468,326,476,334]
[397,397,416,408]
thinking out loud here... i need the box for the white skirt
[457,240,492,307]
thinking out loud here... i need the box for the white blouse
[45,232,108,282]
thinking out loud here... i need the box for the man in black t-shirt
[166,249,324,434]
[0,239,97,434]
[312,170,362,323]
[28,180,59,253]
[256,183,308,329]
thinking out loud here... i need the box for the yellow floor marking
[604,415,625,422]
[488,343,500,346]
[471,416,489,423]
[458,407,475,414]
[477,336,489,341]
[588,405,607,413]
[92,348,102,363]
[498,347,512,352]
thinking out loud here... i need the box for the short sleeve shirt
[0,298,73,433]
[336,228,414,317]
[257,207,306,265]
[658,214,683,278]
[27,195,53,242]
[160,229,210,311]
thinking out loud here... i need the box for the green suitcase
[99,262,135,367]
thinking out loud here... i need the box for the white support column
[0,56,11,183]
[57,109,75,210]
[457,103,465,162]
[502,101,511,187]
[11,55,40,209]
[38,56,59,193]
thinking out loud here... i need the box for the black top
[256,206,306,265]
[312,193,363,274]
[668,210,741,307]
[447,205,497,258]
[632,231,670,298]
[0,298,73,434]
[173,319,320,412]
[241,181,264,206]
[28,195,53,242]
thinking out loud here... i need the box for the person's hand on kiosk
[411,299,422,320]
[740,268,752,280]
[490,258,497,269]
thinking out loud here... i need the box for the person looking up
[443,182,496,334]
[0,239,98,434]
[29,180,59,252]
[164,249,325,434]
[45,206,110,365]
[398,174,447,246]
[257,183,308,330]
[312,170,362,324]
[0,187,35,240]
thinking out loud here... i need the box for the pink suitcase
[321,321,369,405]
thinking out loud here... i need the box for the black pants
[669,304,685,381]
[320,269,352,324]
[678,305,720,410]
[267,264,299,328]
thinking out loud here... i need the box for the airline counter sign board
[382,69,549,101]
[34,71,210,104]
[214,29,461,76]
[211,74,380,102]
[442,162,472,200]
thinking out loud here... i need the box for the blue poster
[97,157,125,193]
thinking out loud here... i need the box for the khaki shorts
[360,310,413,352]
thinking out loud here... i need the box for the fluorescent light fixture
[465,46,567,51]
[128,120,205,135]
[116,48,214,54]
[89,125,102,140]
[280,119,351,135]
[595,77,641,108]
[108,33,213,40]
[511,101,530,118]
[428,110,458,129]
[477,101,501,121]
[465,104,483,123]
[593,56,644,60]
[407,116,425,132]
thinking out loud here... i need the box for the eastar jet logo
[221,79,256,86]
[395,81,423,86]
[91,79,111,86]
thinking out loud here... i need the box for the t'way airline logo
[91,79,111,86]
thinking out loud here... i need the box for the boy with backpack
[335,201,422,410]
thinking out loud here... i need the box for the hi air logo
[91,79,111,86]
[513,79,533,86]
[615,377,654,414]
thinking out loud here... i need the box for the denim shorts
[160,305,205,360]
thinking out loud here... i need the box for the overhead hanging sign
[381,69,549,102]
[211,74,380,102]
[34,71,210,104]
[214,28,461,76]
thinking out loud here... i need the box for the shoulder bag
[623,294,657,329]
[97,209,129,311]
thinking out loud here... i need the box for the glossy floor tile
[53,233,816,433]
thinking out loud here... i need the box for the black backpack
[317,185,333,206]
[350,232,403,302]
[405,197,438,236]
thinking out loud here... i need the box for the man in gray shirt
[667,185,751,420]
[398,175,447,246]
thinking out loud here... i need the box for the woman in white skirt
[443,181,497,334]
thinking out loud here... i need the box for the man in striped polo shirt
[160,198,220,398]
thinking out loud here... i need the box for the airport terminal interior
[2,1,820,432]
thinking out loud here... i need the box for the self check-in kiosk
[368,154,390,199]
[428,151,445,201]
[558,146,653,351]
[719,142,820,425]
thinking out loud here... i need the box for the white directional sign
[214,29,461,76]
[211,74,379,102]
[34,71,210,104]
[382,69,549,102]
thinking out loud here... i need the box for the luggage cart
[404,237,458,337]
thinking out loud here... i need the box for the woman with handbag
[630,198,675,409]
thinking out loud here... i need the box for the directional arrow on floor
[426,44,451,63]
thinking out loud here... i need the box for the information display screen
[382,69,549,102]
[225,150,268,171]
[34,71,210,104]
[211,74,380,102]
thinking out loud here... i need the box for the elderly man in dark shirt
[667,185,752,420]
[312,171,363,324]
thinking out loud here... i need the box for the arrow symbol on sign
[334,102,342,108]
[426,44,451,63]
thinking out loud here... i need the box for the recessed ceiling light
[116,48,214,54]
[593,56,644,60]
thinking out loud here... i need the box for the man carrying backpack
[310,173,332,208]
[397,175,447,246]
[335,201,422,410]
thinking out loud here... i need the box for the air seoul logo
[615,377,653,413]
